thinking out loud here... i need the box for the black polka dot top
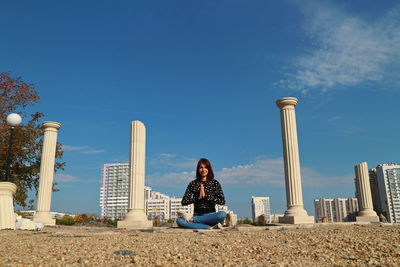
[181,179,225,214]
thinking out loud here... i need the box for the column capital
[131,120,145,129]
[0,182,17,194]
[43,121,61,130]
[357,161,368,168]
[276,97,298,109]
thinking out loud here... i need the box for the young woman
[177,158,227,229]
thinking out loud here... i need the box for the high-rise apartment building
[370,163,400,223]
[251,196,270,222]
[99,163,129,220]
[314,198,358,222]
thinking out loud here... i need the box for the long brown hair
[196,158,214,181]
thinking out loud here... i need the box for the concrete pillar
[355,162,379,222]
[0,182,17,229]
[276,97,314,224]
[118,121,152,229]
[33,122,61,225]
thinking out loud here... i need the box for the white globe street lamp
[6,113,22,127]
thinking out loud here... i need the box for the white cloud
[279,2,400,93]
[301,167,353,187]
[81,149,106,154]
[158,153,176,158]
[54,173,98,183]
[150,153,198,170]
[62,144,105,154]
[147,157,354,188]
[147,171,196,187]
[217,158,284,186]
[54,173,79,182]
[328,115,343,122]
[62,145,89,151]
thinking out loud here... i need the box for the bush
[237,218,254,225]
[106,219,117,227]
[74,214,96,225]
[56,214,118,227]
[56,215,75,226]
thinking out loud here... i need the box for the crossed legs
[176,211,227,229]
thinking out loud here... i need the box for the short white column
[118,121,152,229]
[0,182,17,230]
[276,97,314,224]
[33,122,61,225]
[355,162,379,222]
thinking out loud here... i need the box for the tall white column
[355,162,379,222]
[0,182,17,229]
[276,97,314,224]
[33,122,61,225]
[118,121,152,229]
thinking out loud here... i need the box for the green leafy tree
[0,71,65,207]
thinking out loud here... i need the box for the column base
[279,215,314,224]
[356,216,379,223]
[33,211,55,225]
[0,182,17,230]
[117,220,153,229]
[117,209,152,229]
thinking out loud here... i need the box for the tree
[0,71,65,207]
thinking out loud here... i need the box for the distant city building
[99,163,129,220]
[150,190,170,200]
[269,214,284,224]
[144,186,152,201]
[369,163,400,223]
[146,198,170,220]
[251,196,270,222]
[100,163,235,221]
[169,198,194,220]
[145,197,194,221]
[314,198,358,222]
[216,205,229,213]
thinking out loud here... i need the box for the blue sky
[2,0,399,218]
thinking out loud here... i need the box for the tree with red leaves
[0,72,65,208]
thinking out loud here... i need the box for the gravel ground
[1,223,399,266]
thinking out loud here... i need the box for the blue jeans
[176,211,227,229]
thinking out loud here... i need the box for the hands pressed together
[198,183,206,199]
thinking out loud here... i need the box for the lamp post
[0,113,22,230]
[4,113,22,182]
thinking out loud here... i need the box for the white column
[118,121,152,229]
[355,162,379,222]
[33,122,61,225]
[276,97,314,224]
[0,182,17,229]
